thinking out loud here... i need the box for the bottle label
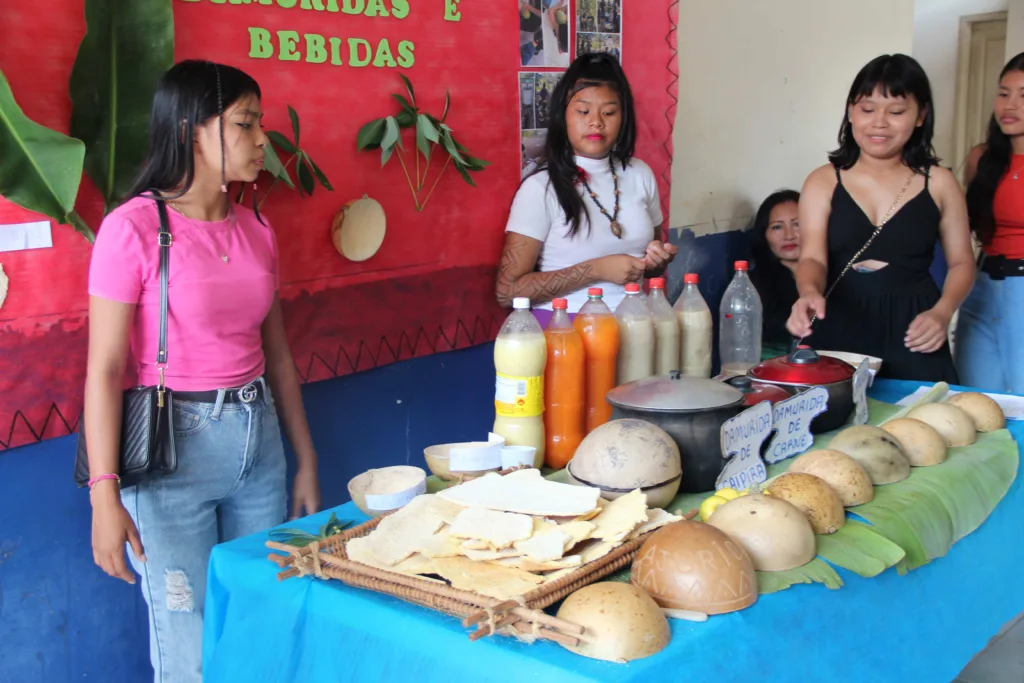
[494,373,544,417]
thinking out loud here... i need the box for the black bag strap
[155,200,172,375]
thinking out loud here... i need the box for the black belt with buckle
[978,252,1024,280]
[175,379,266,405]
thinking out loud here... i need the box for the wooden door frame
[953,11,1009,183]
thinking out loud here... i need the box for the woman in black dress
[787,54,975,382]
[749,190,801,359]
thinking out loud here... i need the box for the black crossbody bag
[74,199,178,489]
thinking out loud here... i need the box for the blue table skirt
[202,380,1024,682]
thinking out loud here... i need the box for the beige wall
[1010,0,1024,55]
[670,0,914,236]
[913,0,1008,172]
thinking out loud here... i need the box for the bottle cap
[512,297,530,310]
[552,298,568,310]
[588,287,603,297]
[684,273,699,284]
[649,278,666,289]
[734,261,749,271]
[625,283,640,293]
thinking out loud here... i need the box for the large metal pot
[747,347,856,434]
[606,372,746,493]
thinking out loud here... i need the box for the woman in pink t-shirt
[84,60,320,682]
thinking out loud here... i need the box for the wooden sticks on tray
[463,599,590,646]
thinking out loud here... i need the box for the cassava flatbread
[590,489,648,542]
[355,496,446,566]
[345,537,437,577]
[461,546,525,562]
[449,508,534,549]
[438,471,601,517]
[430,556,544,600]
[494,554,583,572]
[416,528,463,559]
[418,496,468,525]
[512,531,569,563]
[626,508,683,541]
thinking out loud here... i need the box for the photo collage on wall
[519,0,571,68]
[519,72,561,179]
[576,0,622,62]
[517,0,622,178]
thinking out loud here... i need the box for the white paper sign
[764,387,830,465]
[501,445,537,468]
[0,221,52,252]
[449,433,505,472]
[364,478,427,511]
[717,401,774,491]
[852,359,871,425]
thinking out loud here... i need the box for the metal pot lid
[726,376,794,405]
[749,346,855,385]
[606,371,745,412]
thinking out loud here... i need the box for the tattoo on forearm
[496,238,596,307]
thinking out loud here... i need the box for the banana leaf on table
[646,397,1018,594]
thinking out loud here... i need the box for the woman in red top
[956,53,1024,392]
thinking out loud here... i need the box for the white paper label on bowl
[852,359,871,426]
[764,386,830,465]
[364,478,427,511]
[449,441,503,472]
[501,445,536,468]
[717,401,774,491]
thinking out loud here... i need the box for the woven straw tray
[266,468,679,645]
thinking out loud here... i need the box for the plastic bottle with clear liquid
[648,278,680,375]
[493,297,546,466]
[674,273,714,378]
[543,298,585,470]
[573,288,619,433]
[614,283,655,385]
[719,261,763,376]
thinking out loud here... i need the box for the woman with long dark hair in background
[787,54,975,381]
[496,52,676,322]
[748,189,801,359]
[84,60,321,682]
[955,53,1024,393]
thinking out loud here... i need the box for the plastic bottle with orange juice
[543,298,585,469]
[573,288,619,433]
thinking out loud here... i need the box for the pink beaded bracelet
[88,473,121,489]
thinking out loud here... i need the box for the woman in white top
[496,52,676,321]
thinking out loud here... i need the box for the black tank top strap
[924,166,931,188]
[834,164,842,184]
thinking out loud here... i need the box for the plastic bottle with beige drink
[614,284,655,385]
[673,273,713,378]
[492,297,546,466]
[647,278,679,374]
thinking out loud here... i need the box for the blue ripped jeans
[955,272,1024,393]
[121,377,287,683]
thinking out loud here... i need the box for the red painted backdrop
[0,0,677,450]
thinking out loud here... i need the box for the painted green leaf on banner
[69,0,174,211]
[0,69,92,240]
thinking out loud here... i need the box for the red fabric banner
[0,0,677,450]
